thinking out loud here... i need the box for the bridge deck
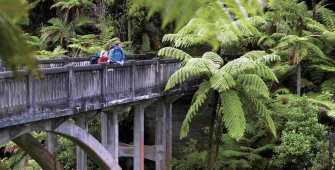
[0,58,198,129]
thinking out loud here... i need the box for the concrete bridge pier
[46,133,58,157]
[75,111,99,170]
[133,99,157,170]
[155,95,182,170]
[101,105,130,163]
[76,116,88,170]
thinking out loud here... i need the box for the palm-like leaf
[180,80,212,138]
[219,90,246,139]
[41,17,71,46]
[37,46,67,59]
[160,48,279,140]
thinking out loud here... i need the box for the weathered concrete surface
[0,59,195,129]
[13,133,63,170]
[0,118,121,170]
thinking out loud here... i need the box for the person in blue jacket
[109,41,125,66]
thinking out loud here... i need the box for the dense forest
[3,0,335,169]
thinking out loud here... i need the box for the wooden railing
[0,54,156,72]
[0,59,199,129]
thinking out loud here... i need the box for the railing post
[27,74,36,116]
[101,64,107,103]
[67,66,75,112]
[154,58,161,94]
[130,61,136,98]
[62,57,69,66]
[0,61,4,72]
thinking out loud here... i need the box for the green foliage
[270,97,328,169]
[316,6,335,32]
[174,123,276,170]
[57,136,76,169]
[37,46,67,59]
[40,17,71,45]
[0,0,39,77]
[68,34,103,57]
[130,0,266,34]
[159,47,279,140]
[0,158,10,169]
[171,139,207,170]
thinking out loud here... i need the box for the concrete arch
[0,118,121,170]
[12,133,63,170]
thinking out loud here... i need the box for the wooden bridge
[0,57,199,170]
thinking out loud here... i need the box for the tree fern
[160,47,279,141]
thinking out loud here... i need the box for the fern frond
[237,74,270,98]
[219,90,246,140]
[221,57,254,74]
[221,134,238,149]
[221,150,248,158]
[309,98,335,111]
[270,33,287,39]
[309,69,324,85]
[255,54,281,63]
[251,144,275,154]
[158,47,192,61]
[242,91,276,138]
[210,71,236,92]
[321,77,335,93]
[323,31,335,40]
[235,19,262,37]
[223,159,253,169]
[317,6,335,32]
[180,81,212,139]
[142,33,151,52]
[327,110,335,119]
[165,58,213,90]
[310,64,335,72]
[202,52,224,67]
[302,41,327,60]
[306,18,328,32]
[241,51,267,60]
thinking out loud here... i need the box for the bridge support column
[46,133,57,157]
[155,95,182,170]
[101,110,119,162]
[134,99,156,170]
[76,117,87,170]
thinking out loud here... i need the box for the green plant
[0,0,39,77]
[270,97,328,169]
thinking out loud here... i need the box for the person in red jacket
[98,50,109,64]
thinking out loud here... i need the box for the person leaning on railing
[97,50,109,64]
[109,41,125,66]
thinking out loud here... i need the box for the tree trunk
[128,19,132,42]
[297,62,301,96]
[311,0,316,20]
[207,91,219,170]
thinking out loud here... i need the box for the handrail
[0,54,157,72]
[0,58,199,128]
